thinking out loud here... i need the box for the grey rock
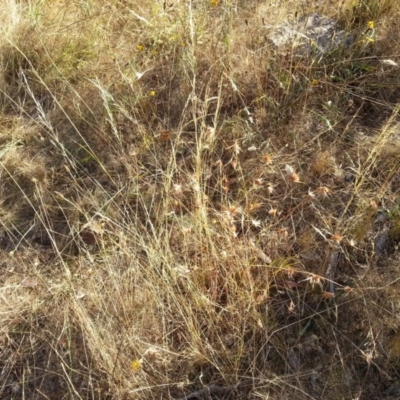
[374,231,388,258]
[265,13,353,57]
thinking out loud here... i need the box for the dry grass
[1,0,400,399]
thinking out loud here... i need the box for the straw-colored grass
[1,1,400,398]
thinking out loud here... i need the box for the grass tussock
[1,0,400,399]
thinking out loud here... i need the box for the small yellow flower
[311,79,319,86]
[149,90,156,96]
[368,21,374,29]
[137,45,144,51]
[210,0,219,6]
[131,359,142,371]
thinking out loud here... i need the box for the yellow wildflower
[363,21,375,44]
[149,90,156,96]
[131,359,142,371]
[137,45,144,51]
[210,0,219,5]
[311,79,319,86]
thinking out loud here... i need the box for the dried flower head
[331,233,342,244]
[285,164,300,182]
[278,227,288,239]
[302,274,324,290]
[172,183,183,197]
[289,172,300,183]
[228,141,241,155]
[263,154,273,164]
[253,178,263,187]
[316,186,331,196]
[269,208,278,217]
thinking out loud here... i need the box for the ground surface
[1,1,400,399]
